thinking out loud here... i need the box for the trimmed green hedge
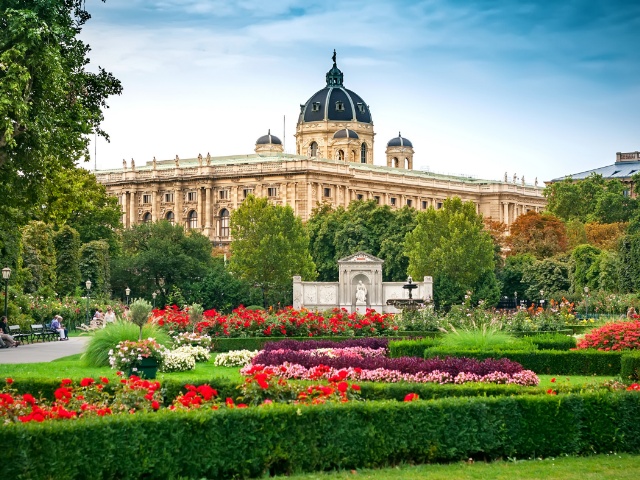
[621,351,640,381]
[2,393,640,479]
[389,337,441,358]
[423,347,623,376]
[528,333,577,351]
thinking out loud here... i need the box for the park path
[0,336,90,364]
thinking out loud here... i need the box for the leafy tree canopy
[0,0,121,212]
[405,197,498,307]
[230,196,316,305]
[507,211,568,259]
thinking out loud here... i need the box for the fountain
[386,276,429,311]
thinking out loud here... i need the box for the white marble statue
[355,281,367,304]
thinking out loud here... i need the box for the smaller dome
[387,132,413,148]
[333,128,359,139]
[256,129,282,145]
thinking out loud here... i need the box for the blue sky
[82,0,640,184]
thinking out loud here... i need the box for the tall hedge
[1,393,639,479]
[53,225,81,296]
[79,240,110,297]
[21,221,57,295]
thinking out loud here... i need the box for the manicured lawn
[275,453,640,479]
[0,354,244,383]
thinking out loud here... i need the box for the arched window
[393,157,399,168]
[310,141,318,156]
[143,212,152,223]
[360,143,367,163]
[188,210,197,229]
[165,211,175,225]
[337,150,345,161]
[405,157,410,169]
[219,209,230,238]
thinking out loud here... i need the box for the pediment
[337,251,384,265]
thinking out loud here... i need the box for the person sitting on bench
[0,316,19,347]
[51,315,68,340]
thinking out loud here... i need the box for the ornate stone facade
[94,52,546,245]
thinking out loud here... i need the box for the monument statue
[355,280,367,304]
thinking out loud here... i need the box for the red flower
[61,378,72,386]
[546,389,557,395]
[337,382,349,393]
[151,401,160,410]
[351,384,361,391]
[100,377,109,384]
[6,378,13,385]
[627,383,640,391]
[404,393,419,402]
[80,378,94,387]
[550,378,556,383]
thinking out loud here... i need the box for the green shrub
[440,328,532,351]
[424,347,623,376]
[211,336,389,352]
[82,321,171,367]
[529,333,577,351]
[621,351,640,381]
[389,338,441,358]
[2,393,640,479]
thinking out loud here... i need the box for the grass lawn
[275,453,640,479]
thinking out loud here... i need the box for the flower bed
[576,320,640,351]
[153,305,398,337]
[244,348,539,386]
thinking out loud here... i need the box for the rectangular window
[219,190,229,200]
[142,194,152,204]
[356,194,363,201]
[624,189,631,197]
[164,193,174,203]
[312,102,321,112]
[406,199,412,207]
[243,188,253,198]
[374,196,380,204]
[390,197,397,206]
[187,191,197,202]
[422,201,427,209]
[268,187,277,197]
[335,101,345,111]
[323,187,331,198]
[357,102,365,113]
[437,202,443,209]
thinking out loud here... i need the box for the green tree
[521,256,571,299]
[110,221,213,305]
[230,195,316,307]
[598,250,622,292]
[405,197,498,308]
[21,221,56,296]
[0,0,122,212]
[79,239,110,298]
[53,225,81,296]
[498,253,536,299]
[306,203,345,281]
[617,234,640,293]
[571,244,602,293]
[39,166,122,253]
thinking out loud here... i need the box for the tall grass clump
[440,322,532,351]
[82,320,171,367]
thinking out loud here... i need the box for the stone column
[129,190,136,227]
[152,188,159,221]
[205,187,212,235]
[503,202,509,226]
[175,187,182,227]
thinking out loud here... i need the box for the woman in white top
[103,307,116,327]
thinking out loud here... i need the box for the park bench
[44,322,62,341]
[8,325,30,344]
[30,324,49,343]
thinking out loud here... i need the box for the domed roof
[387,132,413,148]
[298,51,373,125]
[333,128,359,139]
[256,129,282,145]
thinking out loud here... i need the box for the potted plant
[108,338,167,379]
[129,298,153,340]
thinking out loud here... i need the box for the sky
[80,0,640,185]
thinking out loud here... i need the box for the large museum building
[95,53,546,246]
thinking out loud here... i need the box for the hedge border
[1,393,639,479]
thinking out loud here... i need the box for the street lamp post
[584,286,590,320]
[2,267,11,320]
[514,291,518,310]
[540,289,545,309]
[152,291,157,308]
[85,279,92,328]
[125,287,131,306]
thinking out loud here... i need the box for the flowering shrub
[174,345,210,363]
[170,384,225,410]
[238,365,362,406]
[160,350,196,372]
[576,321,640,351]
[213,350,259,367]
[263,338,389,352]
[171,331,213,349]
[108,339,168,371]
[0,375,162,423]
[241,362,539,387]
[157,305,399,338]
